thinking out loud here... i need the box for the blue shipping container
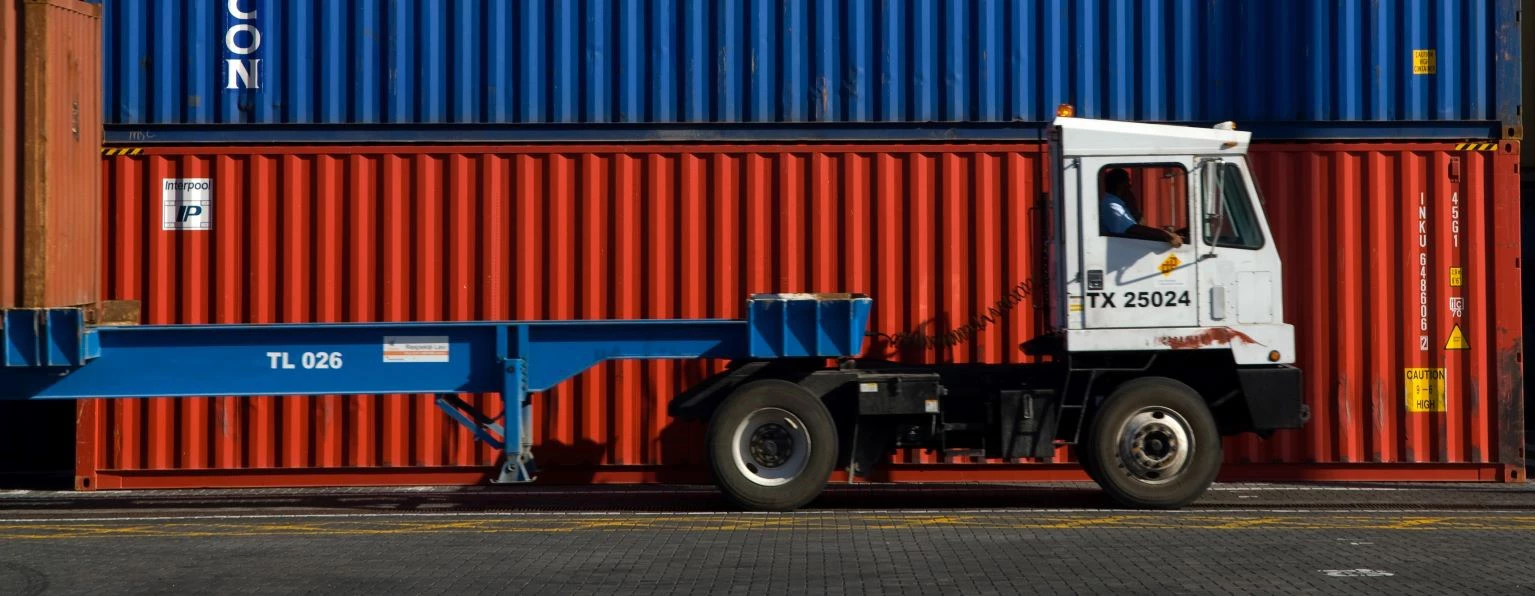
[104,0,1520,140]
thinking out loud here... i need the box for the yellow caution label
[101,147,145,156]
[1158,255,1181,276]
[1445,325,1469,350]
[1404,368,1446,412]
[1448,267,1462,287]
[1453,143,1497,152]
[1412,49,1436,75]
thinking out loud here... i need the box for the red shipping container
[1,0,101,308]
[76,142,1524,490]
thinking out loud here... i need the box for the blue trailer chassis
[0,295,872,483]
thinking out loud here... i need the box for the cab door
[1077,158,1199,329]
[1194,158,1278,327]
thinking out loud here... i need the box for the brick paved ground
[0,483,1530,594]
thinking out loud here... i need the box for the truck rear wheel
[707,379,837,511]
[1077,439,1106,486]
[1085,377,1221,509]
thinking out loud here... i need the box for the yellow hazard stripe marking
[1453,143,1497,151]
[100,147,145,156]
[0,513,1531,540]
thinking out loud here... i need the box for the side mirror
[1201,160,1226,256]
[1202,160,1224,220]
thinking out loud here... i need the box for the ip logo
[162,178,212,231]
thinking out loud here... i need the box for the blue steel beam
[0,319,747,400]
[0,316,744,484]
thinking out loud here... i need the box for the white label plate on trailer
[383,336,450,363]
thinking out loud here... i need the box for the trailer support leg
[496,358,537,484]
[432,395,506,450]
[431,357,538,484]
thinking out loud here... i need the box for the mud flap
[1236,365,1306,435]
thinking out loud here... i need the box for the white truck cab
[1053,116,1295,366]
[682,116,1308,512]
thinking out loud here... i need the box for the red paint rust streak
[1157,327,1262,350]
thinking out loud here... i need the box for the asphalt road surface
[0,482,1530,595]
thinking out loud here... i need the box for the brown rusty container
[0,0,101,308]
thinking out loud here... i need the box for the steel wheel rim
[1115,405,1194,485]
[731,407,811,487]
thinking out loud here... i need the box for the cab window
[1097,164,1188,239]
[1203,163,1264,250]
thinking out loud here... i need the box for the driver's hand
[1166,231,1185,248]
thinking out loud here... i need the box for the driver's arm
[1104,200,1184,247]
[1121,224,1184,247]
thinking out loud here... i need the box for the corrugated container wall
[102,0,1520,134]
[1,0,101,309]
[77,142,1523,489]
[1521,0,1534,440]
[1,0,13,304]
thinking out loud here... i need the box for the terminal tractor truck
[0,116,1306,510]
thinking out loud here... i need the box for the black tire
[706,379,838,511]
[1077,434,1106,486]
[1085,377,1221,509]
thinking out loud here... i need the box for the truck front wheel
[1086,377,1221,509]
[707,379,837,511]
